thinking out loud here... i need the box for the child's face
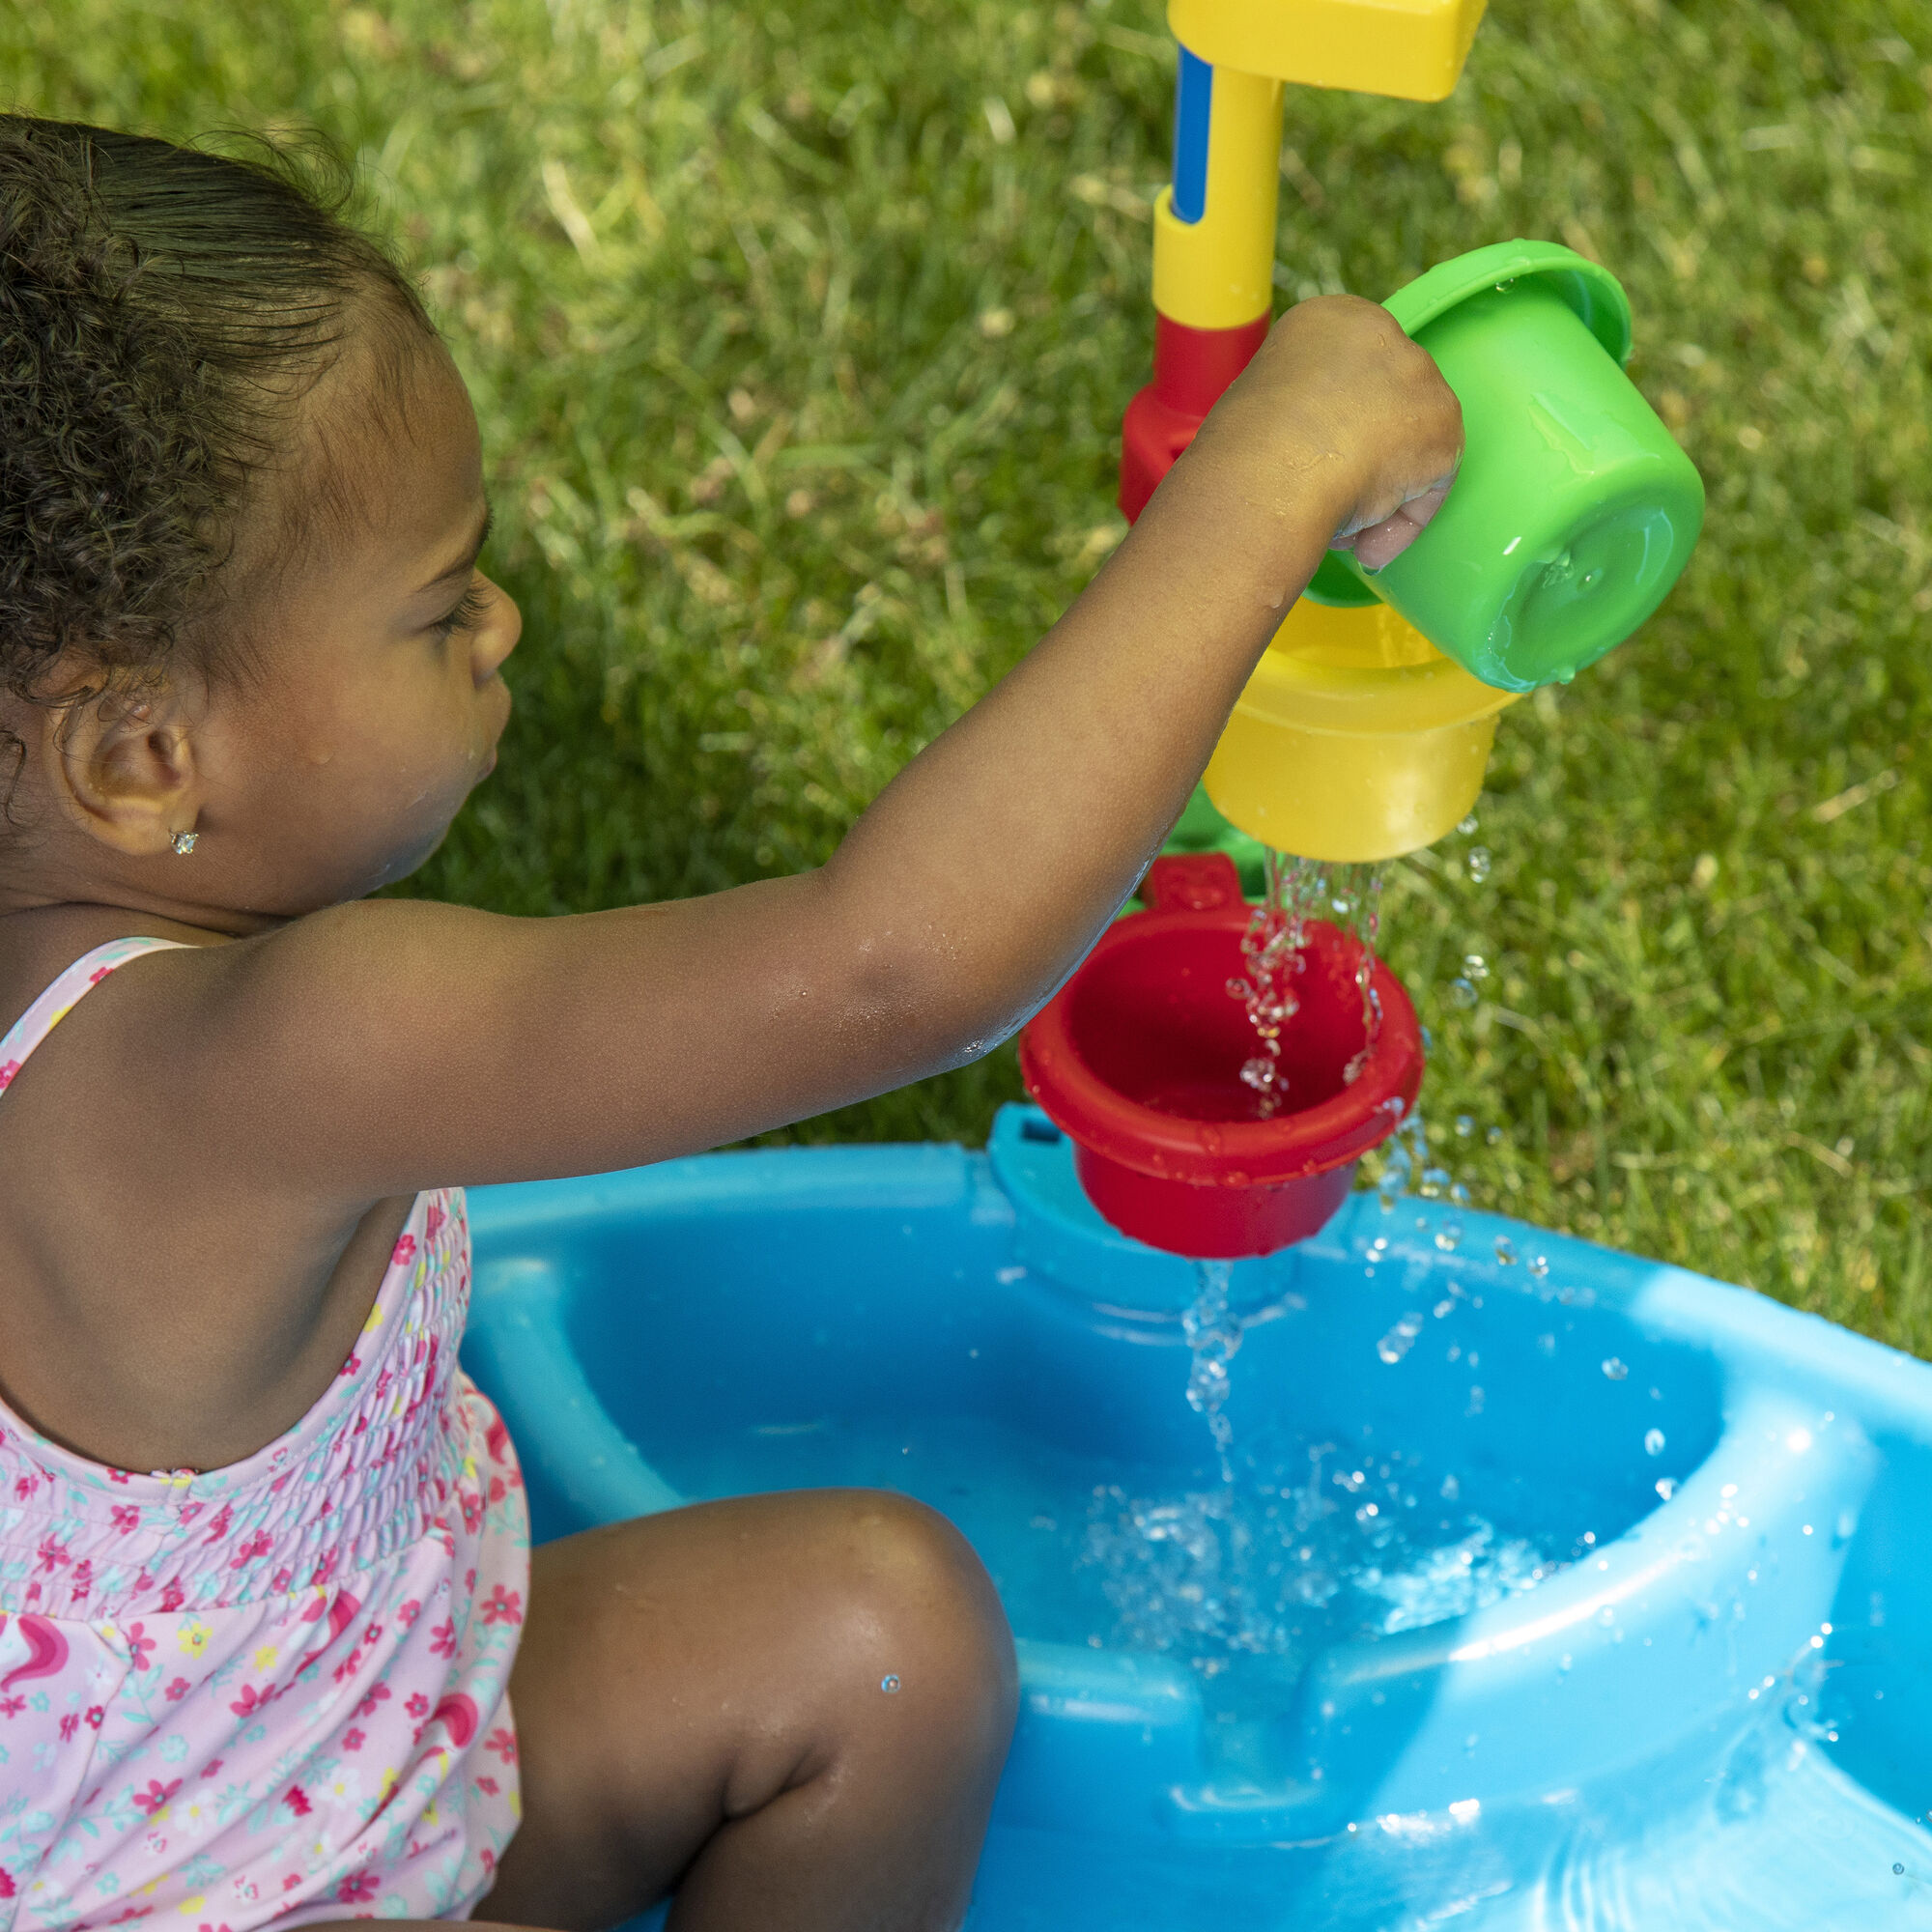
[200,337,521,917]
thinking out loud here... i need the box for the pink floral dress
[0,939,528,1929]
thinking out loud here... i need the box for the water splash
[1082,1436,1559,1673]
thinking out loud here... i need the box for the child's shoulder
[0,904,226,1037]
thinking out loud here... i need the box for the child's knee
[821,1491,1018,1753]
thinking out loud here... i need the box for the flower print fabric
[0,940,528,1928]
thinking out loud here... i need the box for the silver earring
[171,830,198,856]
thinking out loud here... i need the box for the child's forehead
[273,333,483,583]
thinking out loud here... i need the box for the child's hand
[1183,294,1463,577]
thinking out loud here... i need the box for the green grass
[9,0,1932,1347]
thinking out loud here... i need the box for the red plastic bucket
[1019,852,1424,1258]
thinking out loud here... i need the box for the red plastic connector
[1118,312,1271,522]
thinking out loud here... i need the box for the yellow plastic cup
[1204,597,1520,863]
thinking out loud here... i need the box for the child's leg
[483,1489,1018,1932]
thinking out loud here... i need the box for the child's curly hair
[0,115,438,725]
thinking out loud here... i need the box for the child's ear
[47,677,205,859]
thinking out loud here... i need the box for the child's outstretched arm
[147,296,1460,1192]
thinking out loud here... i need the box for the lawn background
[8,0,1931,1347]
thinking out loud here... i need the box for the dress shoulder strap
[0,936,190,1094]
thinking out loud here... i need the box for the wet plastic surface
[465,1107,1932,1928]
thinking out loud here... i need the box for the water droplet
[1435,1223,1463,1253]
[1645,1428,1666,1456]
[1455,1114,1475,1138]
[881,1673,901,1693]
[1463,952,1490,981]
[1656,1477,1676,1500]
[1603,1357,1630,1381]
[1493,1236,1517,1265]
[1449,978,1478,1009]
[1420,1026,1435,1051]
[1597,1605,1616,1627]
[1467,846,1492,883]
[1458,814,1479,837]
[1896,1863,1907,1876]
[1527,1254,1549,1280]
[1486,1124,1504,1146]
[1377,1313,1425,1364]
[1449,1180,1471,1208]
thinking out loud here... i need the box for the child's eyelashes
[430,582,492,639]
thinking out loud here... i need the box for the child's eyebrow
[414,499,495,592]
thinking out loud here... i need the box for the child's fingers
[1335,467,1459,572]
[1344,511,1424,574]
[1393,470,1455,535]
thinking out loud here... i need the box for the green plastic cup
[1334,241,1705,693]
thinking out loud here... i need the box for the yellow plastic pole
[1151,65,1283,332]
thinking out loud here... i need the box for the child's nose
[472,577,523,684]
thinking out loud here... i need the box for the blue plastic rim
[465,1107,1932,1930]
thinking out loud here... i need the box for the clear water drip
[1376,1103,1432,1211]
[1343,866,1386,1086]
[1228,849,1305,1120]
[1230,851,1387,1116]
[1181,1259,1242,1486]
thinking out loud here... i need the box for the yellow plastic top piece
[1168,0,1488,102]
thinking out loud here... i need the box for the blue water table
[465,1106,1932,1927]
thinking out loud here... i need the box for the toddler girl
[0,115,1459,1932]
